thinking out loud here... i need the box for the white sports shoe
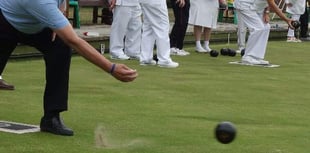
[195,46,207,53]
[140,60,157,66]
[178,49,190,55]
[170,48,187,56]
[110,54,130,60]
[204,46,212,52]
[242,56,269,65]
[158,61,179,68]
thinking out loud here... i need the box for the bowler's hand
[263,13,270,23]
[176,0,185,7]
[111,64,138,82]
[287,19,295,29]
[109,0,116,11]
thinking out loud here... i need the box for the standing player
[169,0,190,56]
[234,0,294,65]
[109,0,142,60]
[189,0,219,53]
[138,0,179,68]
[285,0,306,42]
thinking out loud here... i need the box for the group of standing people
[109,0,297,67]
[109,0,180,68]
[108,0,222,67]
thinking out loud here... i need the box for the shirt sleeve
[24,1,70,30]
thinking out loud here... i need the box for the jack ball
[215,121,237,144]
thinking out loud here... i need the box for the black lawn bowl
[292,20,300,29]
[215,121,237,144]
[220,48,229,56]
[228,49,236,57]
[210,50,219,57]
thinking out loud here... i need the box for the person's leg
[124,5,142,59]
[203,27,212,51]
[287,14,301,42]
[0,44,16,90]
[169,0,178,49]
[109,6,131,60]
[299,5,309,39]
[23,28,73,136]
[194,25,206,52]
[139,3,156,64]
[24,28,71,117]
[170,0,189,50]
[140,0,178,67]
[0,10,18,90]
[237,16,247,51]
[237,9,270,61]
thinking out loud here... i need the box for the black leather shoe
[0,79,14,90]
[40,116,74,136]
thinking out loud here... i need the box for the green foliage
[1,41,310,153]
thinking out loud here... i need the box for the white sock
[0,76,2,80]
[196,41,202,48]
[204,41,209,48]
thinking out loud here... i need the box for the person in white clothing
[109,0,142,60]
[234,0,294,65]
[188,0,219,53]
[138,0,179,68]
[285,0,306,42]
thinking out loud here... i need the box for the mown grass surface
[1,41,310,153]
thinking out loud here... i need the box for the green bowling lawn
[1,41,310,153]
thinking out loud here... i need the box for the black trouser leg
[0,43,16,75]
[21,28,72,115]
[1,10,72,118]
[169,0,190,49]
[299,6,309,38]
[0,10,17,76]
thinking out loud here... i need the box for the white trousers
[139,0,172,63]
[236,9,270,60]
[237,14,247,50]
[109,5,142,57]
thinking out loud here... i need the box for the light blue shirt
[0,0,69,34]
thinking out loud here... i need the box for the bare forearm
[55,25,113,73]
[267,0,289,22]
[69,38,113,73]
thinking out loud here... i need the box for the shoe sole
[140,63,156,66]
[110,56,130,60]
[0,86,15,90]
[157,64,179,68]
[40,127,74,136]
